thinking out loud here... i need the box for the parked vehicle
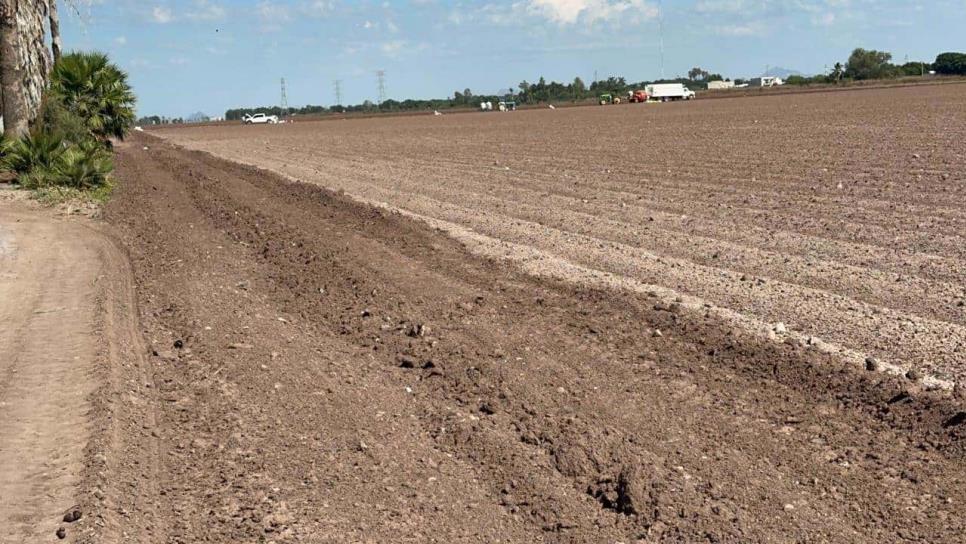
[243,113,279,124]
[599,93,622,105]
[628,90,649,103]
[645,84,696,102]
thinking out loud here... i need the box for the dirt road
[159,83,966,386]
[0,196,132,543]
[94,135,966,543]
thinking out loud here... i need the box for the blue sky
[61,0,965,117]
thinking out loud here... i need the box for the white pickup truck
[242,113,279,124]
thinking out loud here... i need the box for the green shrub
[49,140,113,189]
[1,132,66,176]
[49,51,136,143]
[1,51,131,200]
[2,132,111,190]
[1,50,134,199]
[35,97,92,146]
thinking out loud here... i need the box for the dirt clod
[398,355,417,368]
[62,507,82,523]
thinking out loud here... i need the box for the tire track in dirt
[0,199,143,543]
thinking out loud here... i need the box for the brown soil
[0,196,137,543]
[86,128,966,543]
[158,83,966,388]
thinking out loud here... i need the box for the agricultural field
[5,2,966,542]
[52,82,962,542]
[161,83,966,385]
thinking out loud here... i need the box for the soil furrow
[96,134,966,543]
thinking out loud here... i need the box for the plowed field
[160,83,966,386]
[75,84,966,543]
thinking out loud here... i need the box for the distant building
[707,80,735,90]
[750,76,784,87]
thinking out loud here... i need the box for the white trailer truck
[645,83,696,102]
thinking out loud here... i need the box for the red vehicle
[628,90,649,103]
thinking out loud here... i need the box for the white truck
[645,83,696,102]
[242,113,279,124]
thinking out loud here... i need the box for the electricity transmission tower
[376,70,386,105]
[280,77,288,112]
[333,79,343,106]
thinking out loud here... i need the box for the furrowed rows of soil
[159,83,966,385]
[94,134,966,543]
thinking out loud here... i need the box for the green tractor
[599,93,622,105]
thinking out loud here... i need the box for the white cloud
[152,6,174,24]
[379,40,428,57]
[187,0,226,22]
[257,1,292,23]
[712,21,766,36]
[524,0,659,25]
[114,36,127,45]
[255,0,292,31]
[301,0,335,17]
[694,0,754,14]
[381,40,406,55]
[814,11,836,25]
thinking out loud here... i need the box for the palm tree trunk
[0,0,28,137]
[18,0,51,120]
[47,0,59,63]
[0,0,51,136]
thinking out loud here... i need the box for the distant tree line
[216,73,734,119]
[137,115,186,125]
[146,48,964,122]
[784,49,966,85]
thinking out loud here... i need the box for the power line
[376,70,386,105]
[333,79,343,106]
[280,77,288,112]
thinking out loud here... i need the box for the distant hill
[762,67,804,78]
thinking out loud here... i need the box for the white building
[750,76,784,87]
[707,80,735,90]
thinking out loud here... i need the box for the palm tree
[0,0,29,137]
[1,0,55,136]
[48,0,61,63]
[49,51,136,141]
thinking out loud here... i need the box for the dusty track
[98,134,966,543]
[0,196,139,543]
[160,83,966,386]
